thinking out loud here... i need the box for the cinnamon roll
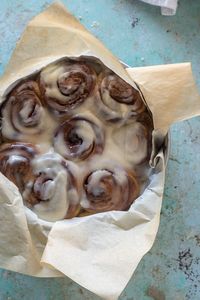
[53,114,104,161]
[96,71,145,122]
[81,166,139,214]
[0,142,37,192]
[23,153,81,221]
[113,113,153,165]
[0,81,45,141]
[40,60,97,116]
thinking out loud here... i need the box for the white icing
[7,155,27,165]
[91,187,104,197]
[113,167,127,185]
[76,121,95,147]
[1,99,46,139]
[80,195,91,209]
[98,76,133,120]
[102,89,120,112]
[54,130,67,156]
[55,119,95,159]
[41,64,65,99]
[28,153,70,221]
[67,188,79,205]
[32,152,62,171]
[96,73,145,122]
[41,62,90,104]
[19,100,33,119]
[19,100,42,125]
[14,110,57,154]
[34,179,56,201]
[113,122,148,165]
[54,111,104,162]
[86,170,110,193]
[40,59,96,116]
[33,170,68,222]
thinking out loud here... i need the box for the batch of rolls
[0,57,153,222]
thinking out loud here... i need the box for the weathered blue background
[0,0,200,299]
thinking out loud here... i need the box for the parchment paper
[0,2,200,299]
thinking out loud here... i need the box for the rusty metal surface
[0,0,200,299]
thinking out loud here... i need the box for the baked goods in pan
[0,57,153,221]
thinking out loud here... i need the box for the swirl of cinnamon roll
[0,81,45,141]
[81,165,139,214]
[113,113,153,165]
[0,142,37,192]
[23,153,81,221]
[53,114,104,161]
[96,71,145,122]
[39,60,97,116]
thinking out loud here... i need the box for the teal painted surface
[0,0,200,299]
